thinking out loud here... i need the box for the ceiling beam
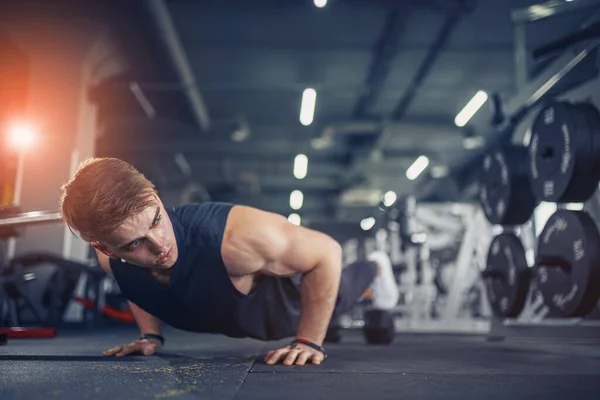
[98,137,343,157]
[155,173,343,191]
[353,9,409,118]
[146,0,211,132]
[342,2,471,194]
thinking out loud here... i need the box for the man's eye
[126,240,142,251]
[154,214,163,226]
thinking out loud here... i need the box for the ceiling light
[455,91,488,127]
[290,190,304,210]
[383,191,397,207]
[300,88,317,126]
[294,154,308,179]
[360,217,376,231]
[406,156,429,181]
[288,213,301,225]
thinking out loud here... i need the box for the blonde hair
[60,157,157,242]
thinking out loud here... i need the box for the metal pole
[512,0,600,25]
[0,210,62,227]
[514,23,529,90]
[6,151,25,260]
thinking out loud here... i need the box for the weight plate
[577,102,600,182]
[479,146,537,225]
[482,233,531,318]
[536,210,600,317]
[363,309,395,345]
[528,101,600,203]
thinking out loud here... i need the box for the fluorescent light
[455,90,488,127]
[406,155,429,181]
[565,203,584,211]
[231,128,249,142]
[300,88,317,126]
[360,217,376,231]
[383,191,397,207]
[314,0,328,7]
[174,153,191,176]
[430,165,449,178]
[129,82,156,119]
[288,213,301,226]
[290,190,304,210]
[462,136,485,150]
[294,154,308,179]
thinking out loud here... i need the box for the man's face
[95,196,179,270]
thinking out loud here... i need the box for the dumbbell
[325,309,395,345]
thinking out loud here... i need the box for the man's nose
[147,232,168,254]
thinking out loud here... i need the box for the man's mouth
[157,247,172,264]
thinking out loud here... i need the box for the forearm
[128,301,162,336]
[296,248,343,345]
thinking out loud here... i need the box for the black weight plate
[536,210,600,317]
[576,102,600,183]
[479,146,537,225]
[483,233,531,318]
[363,309,395,345]
[528,101,600,203]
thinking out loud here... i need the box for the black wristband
[290,338,327,359]
[139,333,164,345]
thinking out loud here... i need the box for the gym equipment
[363,309,395,344]
[74,296,136,323]
[483,2,600,342]
[479,145,538,225]
[384,203,492,335]
[535,210,600,317]
[0,327,56,338]
[0,205,23,239]
[528,101,600,203]
[0,209,65,342]
[2,253,106,327]
[482,233,531,318]
[0,210,61,227]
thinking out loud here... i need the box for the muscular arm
[222,206,343,346]
[94,250,162,337]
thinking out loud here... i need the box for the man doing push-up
[59,158,398,366]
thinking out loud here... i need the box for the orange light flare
[6,121,37,151]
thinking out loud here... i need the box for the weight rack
[483,0,600,342]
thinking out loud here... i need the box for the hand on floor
[264,342,325,366]
[102,338,162,357]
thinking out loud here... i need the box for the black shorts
[290,260,378,318]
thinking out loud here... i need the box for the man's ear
[91,241,119,259]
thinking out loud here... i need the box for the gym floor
[2,326,599,400]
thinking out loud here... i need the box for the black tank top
[109,202,301,341]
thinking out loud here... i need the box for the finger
[115,343,138,357]
[294,351,311,366]
[264,350,275,363]
[102,345,123,356]
[283,349,301,366]
[266,349,289,365]
[310,352,325,365]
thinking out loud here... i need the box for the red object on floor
[73,296,136,323]
[0,327,57,338]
